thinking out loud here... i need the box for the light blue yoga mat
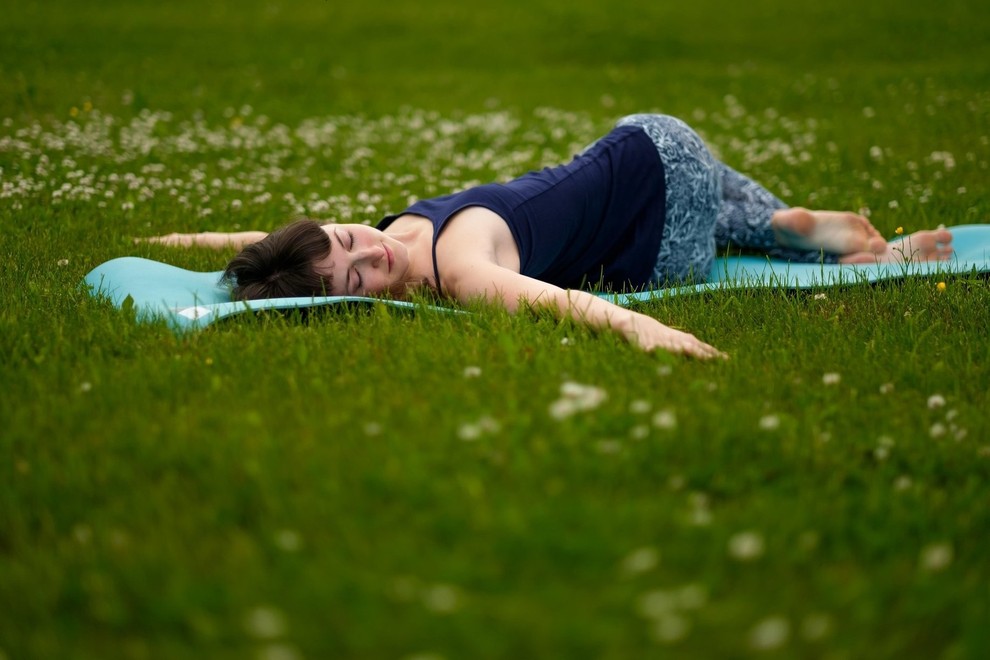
[84,224,990,332]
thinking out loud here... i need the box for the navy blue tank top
[377,125,666,292]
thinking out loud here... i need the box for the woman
[149,114,954,359]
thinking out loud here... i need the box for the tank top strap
[431,240,444,297]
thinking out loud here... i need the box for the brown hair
[221,219,333,300]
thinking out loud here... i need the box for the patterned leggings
[614,114,837,285]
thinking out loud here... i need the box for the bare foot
[772,208,887,255]
[839,229,954,264]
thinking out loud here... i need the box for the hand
[133,231,267,249]
[134,232,197,247]
[622,312,727,360]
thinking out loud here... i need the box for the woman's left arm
[136,231,268,250]
[444,260,726,360]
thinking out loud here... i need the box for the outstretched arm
[136,231,268,250]
[444,260,726,360]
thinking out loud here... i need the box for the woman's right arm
[136,231,268,250]
[444,259,726,360]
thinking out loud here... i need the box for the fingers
[680,339,729,360]
[657,331,728,360]
[626,316,727,360]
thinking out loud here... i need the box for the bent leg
[616,114,719,285]
[715,163,840,263]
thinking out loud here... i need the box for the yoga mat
[604,224,990,306]
[84,224,990,332]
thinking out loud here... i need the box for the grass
[2,0,989,657]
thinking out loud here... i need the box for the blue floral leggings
[614,114,837,285]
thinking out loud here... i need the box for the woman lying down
[145,114,953,360]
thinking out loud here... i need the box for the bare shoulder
[436,206,521,273]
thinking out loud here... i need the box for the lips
[384,244,393,271]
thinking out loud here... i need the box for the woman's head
[223,218,411,300]
[222,219,332,300]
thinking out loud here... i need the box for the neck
[384,214,439,295]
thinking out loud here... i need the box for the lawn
[1,0,989,658]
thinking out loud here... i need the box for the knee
[617,113,688,132]
[624,115,713,161]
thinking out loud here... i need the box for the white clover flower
[929,423,947,439]
[548,398,578,420]
[822,372,841,385]
[688,508,712,526]
[244,606,287,639]
[651,614,690,643]
[621,546,659,575]
[462,365,482,378]
[919,542,953,572]
[758,414,780,431]
[927,394,946,409]
[273,529,301,552]
[652,409,677,430]
[257,643,302,660]
[549,382,606,419]
[459,415,499,440]
[749,616,790,650]
[57,258,69,267]
[813,293,827,300]
[728,531,765,561]
[872,436,892,460]
[629,400,651,414]
[422,584,461,613]
[559,382,586,398]
[636,589,677,618]
[879,383,894,394]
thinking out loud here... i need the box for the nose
[353,245,385,267]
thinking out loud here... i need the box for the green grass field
[2,0,989,657]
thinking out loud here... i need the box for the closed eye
[332,228,352,294]
[347,231,362,293]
